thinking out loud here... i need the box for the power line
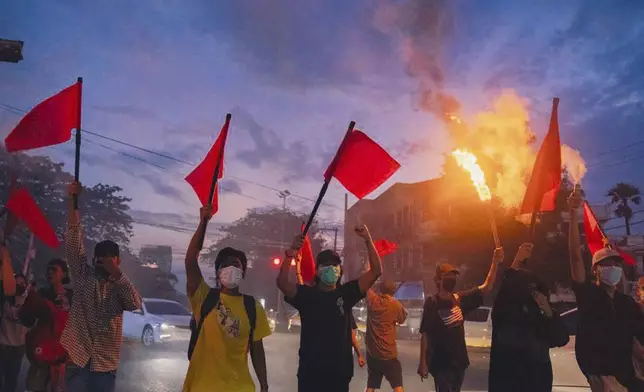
[0,103,344,211]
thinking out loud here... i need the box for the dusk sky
[2,1,644,281]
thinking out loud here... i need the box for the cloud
[220,179,242,194]
[91,105,159,120]
[231,106,330,182]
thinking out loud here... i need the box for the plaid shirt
[60,223,141,372]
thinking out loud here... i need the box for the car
[463,306,492,348]
[123,298,192,346]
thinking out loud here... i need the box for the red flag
[324,130,400,199]
[520,98,562,213]
[185,116,230,210]
[582,201,634,265]
[4,82,81,153]
[5,187,59,248]
[299,224,316,284]
[374,239,398,257]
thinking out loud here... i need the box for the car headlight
[161,323,171,330]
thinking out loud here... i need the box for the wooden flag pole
[73,77,83,210]
[302,121,355,237]
[197,113,232,250]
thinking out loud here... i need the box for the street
[16,332,590,391]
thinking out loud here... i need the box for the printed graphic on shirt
[337,297,345,316]
[54,294,70,311]
[437,304,464,328]
[216,300,241,338]
[5,301,23,323]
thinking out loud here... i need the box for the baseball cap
[316,249,342,266]
[591,248,623,268]
[436,263,460,278]
[94,240,120,258]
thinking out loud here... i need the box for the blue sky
[2,0,644,261]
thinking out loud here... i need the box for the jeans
[66,363,116,392]
[0,344,25,392]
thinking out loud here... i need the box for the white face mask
[218,266,243,289]
[598,266,623,287]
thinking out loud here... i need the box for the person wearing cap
[488,243,569,392]
[417,247,503,392]
[364,278,407,392]
[278,224,382,392]
[60,182,141,392]
[568,190,644,391]
[21,258,74,392]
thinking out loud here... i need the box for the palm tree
[606,182,642,235]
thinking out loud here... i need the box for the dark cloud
[137,172,185,201]
[220,179,242,194]
[231,106,330,182]
[90,105,159,120]
[187,1,394,90]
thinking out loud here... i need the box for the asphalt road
[15,332,589,392]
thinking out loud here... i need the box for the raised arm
[277,235,304,299]
[510,243,534,271]
[356,225,382,294]
[185,206,212,298]
[568,190,585,283]
[66,182,88,279]
[479,247,504,294]
[0,245,16,296]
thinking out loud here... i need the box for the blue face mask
[317,265,340,285]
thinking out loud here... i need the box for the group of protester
[0,182,643,392]
[182,189,644,392]
[0,182,141,392]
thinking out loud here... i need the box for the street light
[273,258,280,266]
[0,39,24,63]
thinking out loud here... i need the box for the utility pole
[276,190,291,333]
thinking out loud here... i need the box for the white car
[123,298,192,346]
[463,306,493,348]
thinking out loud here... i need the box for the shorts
[367,354,403,389]
[25,363,50,391]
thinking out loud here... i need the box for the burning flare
[451,149,491,201]
[561,145,587,185]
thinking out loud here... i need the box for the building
[139,245,173,273]
[343,178,453,283]
[344,177,642,293]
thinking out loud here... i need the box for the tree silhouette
[606,182,641,236]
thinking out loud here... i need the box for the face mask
[598,266,623,287]
[219,266,243,289]
[442,276,457,292]
[317,265,340,286]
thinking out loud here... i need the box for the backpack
[187,289,257,361]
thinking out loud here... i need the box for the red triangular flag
[4,82,81,153]
[185,116,230,210]
[520,98,562,213]
[374,239,398,257]
[299,224,316,284]
[583,201,634,265]
[324,130,400,199]
[5,187,59,248]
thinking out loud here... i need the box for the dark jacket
[488,269,569,392]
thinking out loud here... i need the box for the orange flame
[451,149,492,201]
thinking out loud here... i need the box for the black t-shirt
[419,288,483,372]
[573,281,644,379]
[286,280,365,379]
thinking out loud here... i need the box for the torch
[452,149,501,248]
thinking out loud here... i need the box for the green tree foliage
[0,148,176,300]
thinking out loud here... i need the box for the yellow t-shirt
[182,280,272,392]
